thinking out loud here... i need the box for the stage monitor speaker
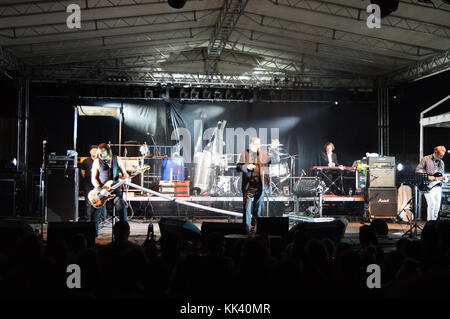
[0,179,15,217]
[289,217,348,243]
[46,167,77,222]
[368,188,397,218]
[0,221,34,255]
[47,222,96,248]
[201,222,246,239]
[256,217,289,239]
[158,218,202,247]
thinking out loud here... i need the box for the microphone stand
[39,141,47,237]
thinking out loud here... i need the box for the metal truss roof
[0,0,449,88]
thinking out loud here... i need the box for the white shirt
[327,153,333,166]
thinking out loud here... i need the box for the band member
[80,145,99,221]
[320,142,339,167]
[236,137,279,233]
[91,143,129,237]
[416,145,446,221]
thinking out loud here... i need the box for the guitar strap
[112,156,125,181]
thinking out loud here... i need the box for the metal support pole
[24,78,30,215]
[16,78,23,171]
[74,106,79,221]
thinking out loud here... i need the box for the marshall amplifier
[368,188,397,218]
[368,168,396,188]
[368,156,395,168]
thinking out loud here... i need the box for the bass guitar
[88,165,150,209]
[419,172,449,192]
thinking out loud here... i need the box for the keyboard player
[320,142,339,167]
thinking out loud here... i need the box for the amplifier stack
[367,156,397,218]
[46,153,78,222]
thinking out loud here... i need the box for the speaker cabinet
[201,222,245,239]
[256,217,289,239]
[289,218,348,243]
[158,218,202,247]
[368,188,397,218]
[46,167,77,222]
[47,222,96,248]
[368,168,395,188]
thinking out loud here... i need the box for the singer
[236,137,278,233]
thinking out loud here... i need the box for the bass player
[91,143,129,237]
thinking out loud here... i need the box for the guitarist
[416,145,447,221]
[91,143,129,237]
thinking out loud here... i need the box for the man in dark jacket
[236,137,279,233]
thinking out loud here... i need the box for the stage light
[236,90,245,100]
[214,90,223,100]
[12,158,17,166]
[191,89,200,99]
[180,88,190,99]
[225,89,235,100]
[393,95,397,99]
[202,89,212,99]
[168,0,186,9]
[370,0,399,18]
[397,163,404,171]
[334,100,339,105]
[144,89,153,98]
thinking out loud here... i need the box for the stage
[30,217,425,249]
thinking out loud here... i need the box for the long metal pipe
[126,181,242,217]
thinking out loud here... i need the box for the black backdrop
[27,97,378,174]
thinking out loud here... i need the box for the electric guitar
[420,172,449,192]
[88,165,150,209]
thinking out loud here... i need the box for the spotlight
[236,90,245,100]
[144,89,153,98]
[180,88,190,99]
[397,163,404,171]
[225,89,234,100]
[393,95,397,99]
[168,0,186,9]
[214,90,223,100]
[191,89,200,99]
[334,100,339,105]
[12,158,17,166]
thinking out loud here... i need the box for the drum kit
[210,143,293,197]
